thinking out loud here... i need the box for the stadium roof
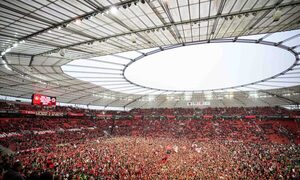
[0,0,300,109]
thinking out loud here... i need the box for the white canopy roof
[0,0,299,108]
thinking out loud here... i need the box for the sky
[124,42,294,91]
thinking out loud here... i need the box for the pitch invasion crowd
[1,137,300,179]
[0,105,299,179]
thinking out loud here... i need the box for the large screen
[32,94,56,106]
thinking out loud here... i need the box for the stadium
[0,0,300,179]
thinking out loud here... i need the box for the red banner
[134,115,142,119]
[67,112,84,117]
[166,115,176,119]
[245,115,256,119]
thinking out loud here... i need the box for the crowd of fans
[1,137,299,179]
[0,101,299,179]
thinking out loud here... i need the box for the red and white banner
[20,110,36,115]
[19,147,42,153]
[0,132,22,138]
[20,110,64,116]
[33,130,55,135]
[96,114,112,118]
[36,111,64,117]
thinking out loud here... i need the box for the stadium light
[110,6,118,14]
[75,19,81,25]
[273,9,282,22]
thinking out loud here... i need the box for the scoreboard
[32,94,56,106]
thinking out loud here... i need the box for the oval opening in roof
[123,42,295,91]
